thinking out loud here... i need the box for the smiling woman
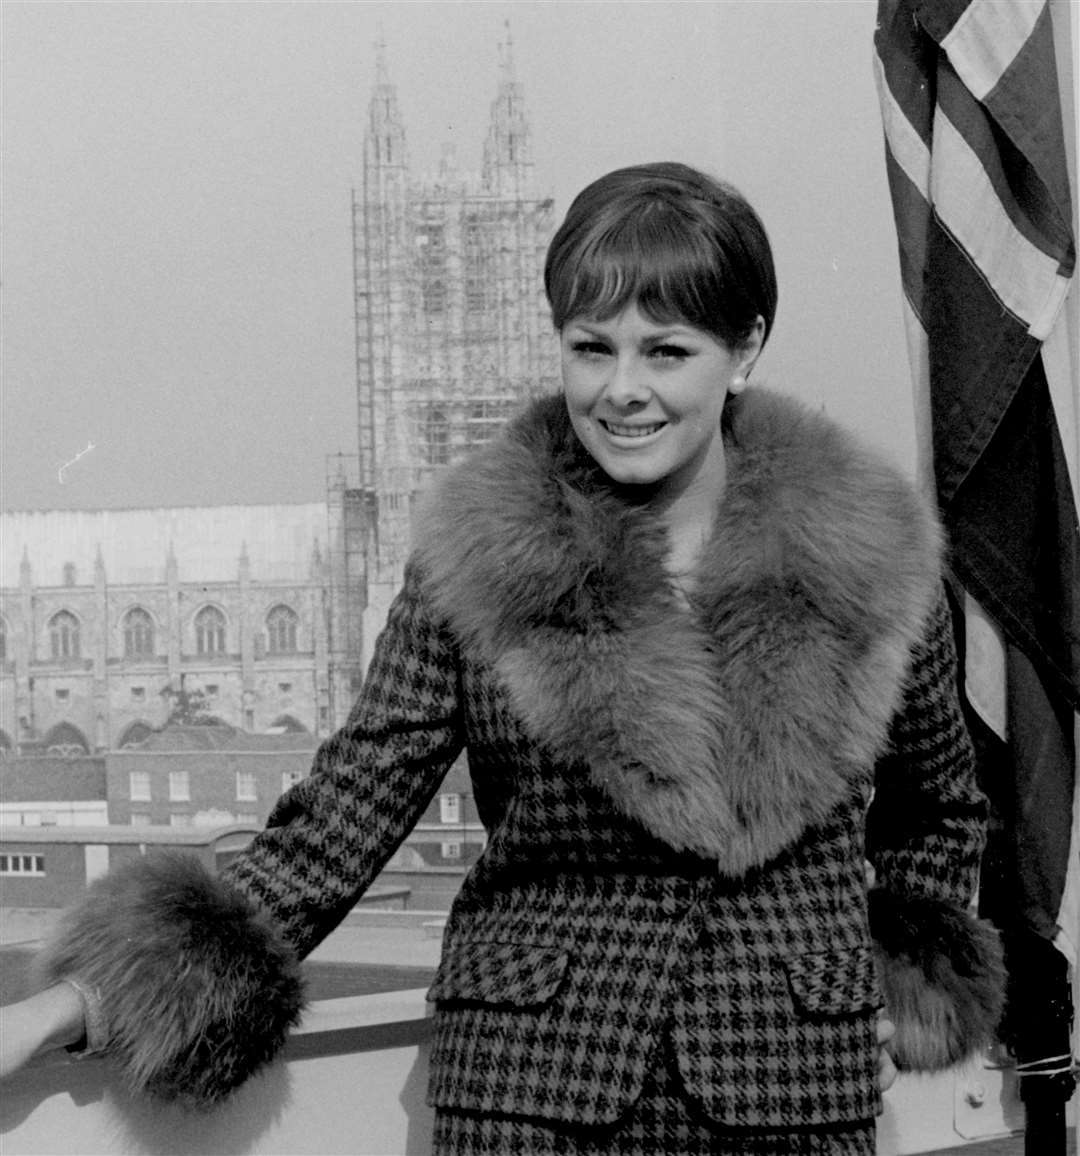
[0,161,1003,1156]
[551,164,772,571]
[559,307,761,509]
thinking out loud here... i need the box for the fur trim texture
[414,389,943,873]
[869,888,1005,1071]
[34,851,305,1109]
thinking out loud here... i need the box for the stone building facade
[1,30,556,752]
[0,505,336,754]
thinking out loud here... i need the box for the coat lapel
[413,389,942,873]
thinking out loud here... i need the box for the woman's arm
[13,561,465,1106]
[0,983,85,1077]
[222,559,466,958]
[866,587,1006,1071]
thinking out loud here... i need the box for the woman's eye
[651,344,689,360]
[572,341,609,357]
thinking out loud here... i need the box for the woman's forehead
[562,306,697,335]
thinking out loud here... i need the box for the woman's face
[560,302,762,501]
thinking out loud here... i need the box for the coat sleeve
[222,559,465,957]
[865,587,1006,1071]
[33,559,464,1108]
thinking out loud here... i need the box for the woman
[2,163,1003,1155]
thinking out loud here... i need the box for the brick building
[0,825,259,910]
[0,730,485,911]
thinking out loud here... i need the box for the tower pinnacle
[483,22,533,195]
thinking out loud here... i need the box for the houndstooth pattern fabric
[866,591,984,901]
[433,1035,875,1155]
[224,565,983,1136]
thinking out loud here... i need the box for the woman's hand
[0,984,86,1078]
[876,1011,898,1093]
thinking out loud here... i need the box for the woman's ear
[730,315,765,393]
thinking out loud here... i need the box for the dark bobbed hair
[544,162,778,351]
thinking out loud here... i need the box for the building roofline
[0,824,260,846]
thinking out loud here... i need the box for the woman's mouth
[599,419,666,439]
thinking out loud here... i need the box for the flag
[874,0,1078,1136]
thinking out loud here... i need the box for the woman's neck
[657,458,727,591]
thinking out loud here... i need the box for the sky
[1,0,915,512]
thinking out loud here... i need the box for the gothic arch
[44,721,90,756]
[193,605,228,657]
[269,714,308,734]
[266,605,299,654]
[117,720,154,749]
[122,606,156,659]
[48,610,81,660]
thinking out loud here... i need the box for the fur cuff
[869,888,1005,1072]
[34,851,305,1109]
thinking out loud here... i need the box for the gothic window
[119,721,153,749]
[423,408,451,466]
[194,606,226,656]
[44,722,89,756]
[0,730,11,756]
[416,224,447,314]
[464,218,493,314]
[63,562,77,587]
[266,605,299,654]
[270,714,307,734]
[466,399,515,450]
[49,611,80,660]
[123,607,155,658]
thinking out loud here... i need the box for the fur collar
[413,390,942,874]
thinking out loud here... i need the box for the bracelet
[60,977,108,1058]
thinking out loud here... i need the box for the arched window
[118,721,154,749]
[424,408,450,466]
[44,722,89,756]
[266,605,298,654]
[49,611,80,660]
[123,607,155,658]
[62,562,77,587]
[194,606,226,656]
[270,714,308,734]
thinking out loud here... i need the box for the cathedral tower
[348,29,560,672]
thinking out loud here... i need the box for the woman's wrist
[0,982,88,1078]
[38,981,91,1054]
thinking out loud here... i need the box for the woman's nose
[604,357,649,406]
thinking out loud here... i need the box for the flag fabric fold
[874,0,1077,959]
[874,3,1078,1142]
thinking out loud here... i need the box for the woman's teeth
[602,421,664,438]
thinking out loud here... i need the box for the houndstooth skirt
[432,1036,876,1156]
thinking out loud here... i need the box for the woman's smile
[598,418,668,440]
[560,303,761,501]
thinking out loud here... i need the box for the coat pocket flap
[786,942,881,1017]
[427,939,569,1007]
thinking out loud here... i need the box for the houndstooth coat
[38,389,1004,1130]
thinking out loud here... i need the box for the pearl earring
[731,374,747,391]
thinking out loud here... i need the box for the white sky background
[1,0,914,511]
